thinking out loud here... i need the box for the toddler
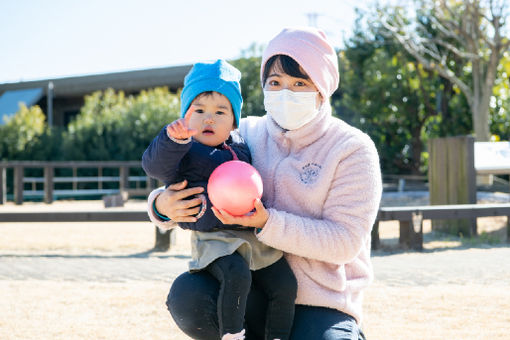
[142,60,297,340]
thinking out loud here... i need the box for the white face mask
[263,89,319,130]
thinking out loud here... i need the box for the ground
[0,200,509,339]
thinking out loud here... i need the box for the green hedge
[0,87,180,161]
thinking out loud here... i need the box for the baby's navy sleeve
[142,126,191,184]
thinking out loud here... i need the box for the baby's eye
[195,109,204,114]
[216,111,225,115]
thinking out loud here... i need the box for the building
[0,64,192,126]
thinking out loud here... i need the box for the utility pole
[47,81,54,126]
[306,12,320,27]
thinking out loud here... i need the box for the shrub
[0,104,47,160]
[61,87,181,161]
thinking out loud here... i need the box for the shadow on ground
[373,224,509,257]
[0,248,191,260]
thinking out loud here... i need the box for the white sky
[0,0,373,84]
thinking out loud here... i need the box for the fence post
[14,165,24,205]
[399,221,423,250]
[507,215,510,244]
[119,166,129,194]
[44,165,54,204]
[98,167,103,190]
[428,136,477,236]
[146,176,152,193]
[72,167,78,191]
[154,227,174,251]
[371,220,380,250]
[0,166,6,204]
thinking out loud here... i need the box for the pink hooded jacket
[147,27,382,324]
[239,105,381,324]
[147,104,381,324]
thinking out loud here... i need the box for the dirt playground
[0,200,509,339]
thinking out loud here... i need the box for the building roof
[0,64,193,97]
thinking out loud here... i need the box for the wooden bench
[0,209,149,222]
[372,203,510,250]
[0,207,173,250]
[3,203,509,251]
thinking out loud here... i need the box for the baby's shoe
[221,329,245,340]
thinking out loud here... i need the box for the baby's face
[188,92,235,147]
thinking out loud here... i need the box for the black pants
[168,265,365,340]
[183,253,297,339]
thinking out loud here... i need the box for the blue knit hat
[180,59,243,127]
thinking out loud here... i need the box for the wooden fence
[373,203,510,250]
[0,161,159,205]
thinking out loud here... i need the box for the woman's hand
[155,180,204,223]
[212,199,269,229]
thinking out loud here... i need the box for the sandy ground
[1,200,509,339]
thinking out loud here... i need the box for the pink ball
[208,160,263,216]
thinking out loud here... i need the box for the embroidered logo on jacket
[300,163,321,184]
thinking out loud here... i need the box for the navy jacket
[142,126,251,231]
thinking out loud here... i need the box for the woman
[148,27,382,340]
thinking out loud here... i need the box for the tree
[338,11,471,174]
[378,0,510,141]
[490,51,510,140]
[231,43,265,117]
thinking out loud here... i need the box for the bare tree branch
[377,0,509,140]
[422,37,480,60]
[380,19,473,102]
[428,15,464,44]
[439,0,456,19]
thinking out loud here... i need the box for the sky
[0,0,373,84]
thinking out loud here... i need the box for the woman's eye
[269,80,279,86]
[295,81,305,86]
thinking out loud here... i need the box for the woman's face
[263,64,322,107]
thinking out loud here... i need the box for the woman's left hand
[212,199,269,229]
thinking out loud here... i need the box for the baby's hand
[166,107,197,140]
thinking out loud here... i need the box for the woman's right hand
[154,180,204,223]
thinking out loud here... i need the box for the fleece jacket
[147,104,382,324]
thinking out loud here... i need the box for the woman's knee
[167,271,220,339]
[167,271,218,310]
[290,306,359,340]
